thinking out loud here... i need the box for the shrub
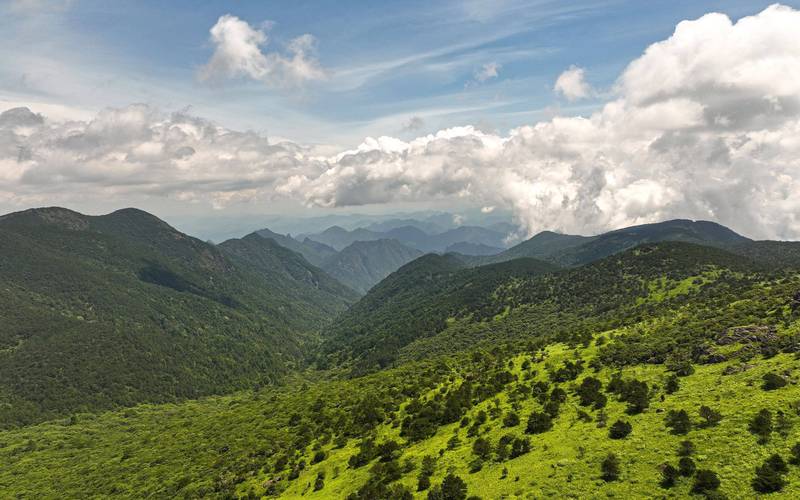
[665,409,691,435]
[698,405,722,427]
[660,464,679,488]
[678,457,696,477]
[752,455,788,493]
[311,450,327,464]
[601,453,620,482]
[502,411,520,427]
[313,471,325,491]
[762,372,787,391]
[678,440,695,457]
[609,420,632,439]
[472,437,492,459]
[509,437,531,458]
[692,470,720,494]
[525,411,553,434]
[417,475,431,491]
[664,374,680,394]
[749,409,773,444]
[790,443,800,465]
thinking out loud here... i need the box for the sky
[1,0,800,239]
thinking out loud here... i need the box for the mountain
[479,219,750,268]
[550,219,751,267]
[366,218,445,234]
[319,254,558,373]
[444,241,504,256]
[5,238,797,499]
[305,225,384,250]
[493,230,593,261]
[0,207,356,427]
[730,240,800,269]
[255,227,337,266]
[305,224,511,254]
[320,239,423,294]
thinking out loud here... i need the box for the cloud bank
[2,5,800,239]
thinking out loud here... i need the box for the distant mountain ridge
[320,239,423,293]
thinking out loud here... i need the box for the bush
[678,440,695,457]
[664,374,680,394]
[698,406,722,427]
[660,464,679,488]
[417,475,431,491]
[762,372,787,391]
[790,442,800,465]
[609,420,632,439]
[679,457,696,477]
[665,409,691,435]
[749,409,773,444]
[692,470,721,494]
[752,455,788,493]
[428,473,467,500]
[509,437,531,458]
[502,411,520,427]
[311,450,327,464]
[472,437,492,459]
[525,411,553,434]
[313,471,325,491]
[601,453,620,482]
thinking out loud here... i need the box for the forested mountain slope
[255,228,338,267]
[2,239,799,499]
[0,208,356,427]
[320,239,423,294]
[319,255,559,373]
[473,219,751,268]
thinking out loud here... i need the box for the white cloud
[3,5,800,240]
[554,65,592,101]
[199,14,326,88]
[473,62,501,83]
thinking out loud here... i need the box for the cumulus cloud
[199,14,326,88]
[554,65,592,101]
[3,5,800,239]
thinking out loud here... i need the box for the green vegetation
[2,210,800,498]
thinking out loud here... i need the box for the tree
[665,349,695,376]
[665,409,691,435]
[526,411,553,434]
[502,411,520,427]
[314,471,325,491]
[576,377,603,407]
[621,380,650,414]
[509,437,531,458]
[698,405,722,427]
[472,437,492,460]
[752,455,788,493]
[776,410,793,438]
[679,457,696,477]
[601,453,620,481]
[417,475,431,492]
[692,470,721,494]
[677,440,695,457]
[438,473,467,500]
[762,372,787,391]
[790,442,800,465]
[664,374,680,394]
[660,464,679,488]
[609,420,632,439]
[749,409,773,444]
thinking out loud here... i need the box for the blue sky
[2,0,794,146]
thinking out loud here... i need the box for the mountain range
[3,207,800,498]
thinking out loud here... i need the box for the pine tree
[601,453,620,482]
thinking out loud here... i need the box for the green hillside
[1,238,798,499]
[0,208,356,427]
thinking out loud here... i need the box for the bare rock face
[715,325,777,345]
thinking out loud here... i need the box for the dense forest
[2,208,800,498]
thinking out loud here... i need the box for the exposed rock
[715,325,777,345]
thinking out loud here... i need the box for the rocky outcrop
[715,325,777,345]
